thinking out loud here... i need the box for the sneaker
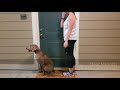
[63,72,74,77]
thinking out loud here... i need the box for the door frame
[33,12,80,70]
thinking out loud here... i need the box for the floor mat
[35,70,75,78]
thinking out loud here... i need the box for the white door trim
[0,12,39,70]
[74,12,80,70]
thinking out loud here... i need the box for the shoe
[63,72,74,77]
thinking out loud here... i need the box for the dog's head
[26,44,40,53]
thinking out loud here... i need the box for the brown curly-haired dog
[26,44,54,76]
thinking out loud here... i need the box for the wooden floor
[35,70,75,78]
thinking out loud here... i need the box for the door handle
[40,33,44,39]
[40,34,43,36]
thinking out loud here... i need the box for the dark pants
[64,40,76,68]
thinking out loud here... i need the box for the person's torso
[63,15,77,41]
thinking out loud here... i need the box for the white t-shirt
[63,15,77,41]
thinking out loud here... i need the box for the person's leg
[63,40,76,76]
[64,45,73,72]
[71,58,76,71]
[68,40,76,72]
[72,40,77,73]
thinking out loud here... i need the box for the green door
[39,12,66,67]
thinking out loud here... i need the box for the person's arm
[64,13,75,48]
[60,12,65,28]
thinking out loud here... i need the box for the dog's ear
[29,45,35,52]
[32,45,39,52]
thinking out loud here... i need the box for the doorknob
[40,34,43,36]
[40,33,44,39]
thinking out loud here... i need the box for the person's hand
[63,41,68,48]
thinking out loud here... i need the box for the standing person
[60,12,77,76]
